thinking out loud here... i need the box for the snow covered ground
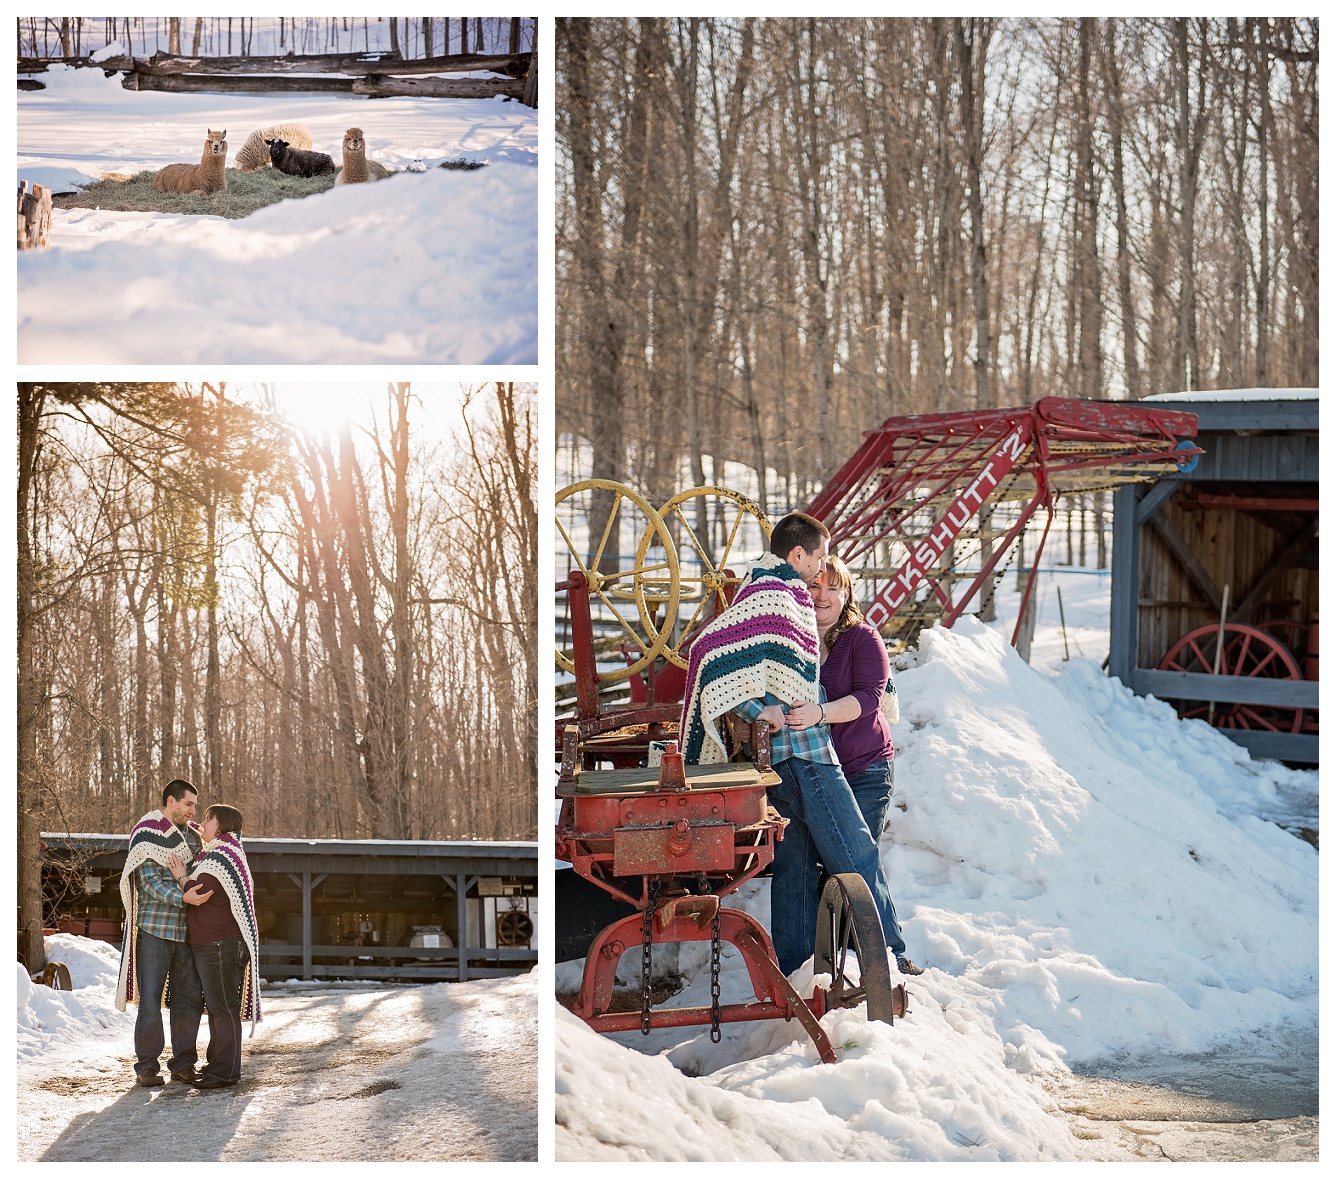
[555,564,1319,1161]
[18,60,537,363]
[19,935,537,1161]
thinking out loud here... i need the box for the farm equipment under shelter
[1108,390,1318,765]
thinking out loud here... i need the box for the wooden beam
[113,49,529,77]
[1134,478,1180,525]
[1131,668,1317,708]
[1147,512,1223,614]
[1228,520,1319,623]
[352,75,525,99]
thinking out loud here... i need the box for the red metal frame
[809,397,1201,639]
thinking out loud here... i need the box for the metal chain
[709,904,723,1043]
[640,879,661,1036]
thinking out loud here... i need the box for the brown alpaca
[335,127,389,186]
[152,129,228,196]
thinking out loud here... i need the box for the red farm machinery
[555,396,1205,1055]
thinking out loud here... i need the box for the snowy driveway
[20,973,537,1162]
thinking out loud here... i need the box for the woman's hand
[785,701,824,730]
[182,883,214,906]
[166,853,186,882]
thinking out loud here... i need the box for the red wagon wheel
[1159,623,1304,734]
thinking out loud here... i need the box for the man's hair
[161,778,198,807]
[770,512,830,561]
[204,803,244,837]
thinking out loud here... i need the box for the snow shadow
[41,1084,255,1162]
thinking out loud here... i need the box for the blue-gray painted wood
[1160,431,1318,484]
[1134,478,1180,524]
[1132,668,1318,708]
[1109,485,1140,686]
[1164,399,1317,432]
[1219,730,1318,764]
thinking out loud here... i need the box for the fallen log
[17,181,52,251]
[353,75,527,99]
[82,49,528,77]
[124,73,356,94]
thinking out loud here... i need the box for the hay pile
[53,167,335,219]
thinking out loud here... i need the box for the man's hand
[757,703,787,732]
[785,701,823,730]
[182,884,214,906]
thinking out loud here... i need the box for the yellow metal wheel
[555,479,680,682]
[642,486,772,669]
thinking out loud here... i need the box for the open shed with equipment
[39,834,538,982]
[1108,389,1318,764]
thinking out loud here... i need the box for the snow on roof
[1145,387,1318,402]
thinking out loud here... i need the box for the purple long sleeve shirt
[820,621,896,778]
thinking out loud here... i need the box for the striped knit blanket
[680,553,821,764]
[188,833,263,1034]
[115,810,200,1012]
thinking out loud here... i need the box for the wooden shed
[1108,389,1318,764]
[41,834,538,983]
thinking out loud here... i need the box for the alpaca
[235,123,314,171]
[152,129,228,196]
[267,138,336,178]
[334,127,390,186]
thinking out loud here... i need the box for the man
[680,512,921,978]
[114,779,211,1087]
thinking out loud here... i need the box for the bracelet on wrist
[818,703,827,725]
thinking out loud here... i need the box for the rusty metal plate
[618,792,727,827]
[613,821,736,876]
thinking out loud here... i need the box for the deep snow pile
[555,618,1318,1161]
[18,935,131,1062]
[18,62,536,363]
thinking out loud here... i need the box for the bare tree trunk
[1076,18,1103,400]
[18,385,48,972]
[169,17,180,55]
[191,17,202,56]
[1102,20,1141,397]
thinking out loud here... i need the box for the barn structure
[40,834,538,982]
[1108,389,1318,764]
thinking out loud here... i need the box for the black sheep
[266,138,335,178]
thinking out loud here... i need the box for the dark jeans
[133,929,204,1078]
[769,756,906,976]
[192,936,250,1082]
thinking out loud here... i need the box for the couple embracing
[115,779,262,1089]
[680,512,924,979]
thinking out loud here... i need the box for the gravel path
[19,976,537,1162]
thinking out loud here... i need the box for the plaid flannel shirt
[134,823,201,942]
[734,684,837,766]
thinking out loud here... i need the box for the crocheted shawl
[188,833,263,1034]
[680,553,821,764]
[115,810,201,1012]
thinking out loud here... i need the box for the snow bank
[18,935,131,1062]
[556,617,1317,1160]
[18,62,537,363]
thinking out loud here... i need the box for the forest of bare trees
[18,383,537,966]
[557,18,1318,510]
[18,16,535,61]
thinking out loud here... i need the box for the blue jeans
[133,929,204,1078]
[192,936,250,1083]
[768,757,906,976]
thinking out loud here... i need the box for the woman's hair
[204,803,244,837]
[819,554,865,652]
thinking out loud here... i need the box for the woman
[786,554,923,975]
[169,803,262,1088]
